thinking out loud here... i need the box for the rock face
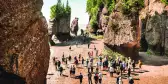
[0,0,50,84]
[139,0,168,55]
[70,17,79,36]
[102,1,140,59]
[48,16,71,42]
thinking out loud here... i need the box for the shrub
[161,0,168,5]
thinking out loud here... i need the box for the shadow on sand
[52,36,96,46]
[138,52,168,66]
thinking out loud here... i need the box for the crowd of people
[52,43,143,84]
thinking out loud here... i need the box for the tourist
[116,76,120,84]
[55,60,58,70]
[70,65,73,77]
[86,59,89,67]
[88,43,90,49]
[65,58,68,65]
[68,55,72,61]
[72,65,76,76]
[94,73,98,84]
[69,46,71,51]
[79,73,83,84]
[129,77,134,84]
[79,54,81,61]
[57,60,61,68]
[98,72,102,84]
[128,67,131,77]
[119,77,123,84]
[88,72,92,84]
[94,45,96,50]
[59,66,63,76]
[82,57,85,66]
[132,60,135,71]
[138,60,142,69]
[91,66,93,73]
[96,50,98,56]
[120,62,123,76]
[109,66,114,77]
[62,52,65,63]
[88,63,91,73]
[53,57,55,63]
[95,67,99,74]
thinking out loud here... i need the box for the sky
[42,0,89,25]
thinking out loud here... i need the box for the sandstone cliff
[70,17,79,36]
[139,0,168,55]
[0,0,50,84]
[48,16,71,42]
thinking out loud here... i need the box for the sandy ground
[46,39,168,84]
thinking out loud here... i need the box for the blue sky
[42,0,89,25]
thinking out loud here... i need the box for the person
[65,58,68,65]
[68,55,72,61]
[129,77,134,84]
[94,74,98,84]
[98,72,102,84]
[69,46,71,51]
[109,66,114,77]
[128,67,131,77]
[79,73,83,84]
[72,65,76,76]
[88,63,91,73]
[96,50,98,56]
[91,66,93,73]
[53,57,55,63]
[120,62,123,76]
[119,77,123,84]
[57,60,61,68]
[55,60,58,70]
[59,66,63,76]
[88,72,92,84]
[88,43,90,49]
[70,65,73,77]
[79,54,81,61]
[138,60,142,69]
[82,57,85,66]
[132,60,135,71]
[94,45,96,50]
[116,76,120,84]
[86,59,89,67]
[62,52,65,63]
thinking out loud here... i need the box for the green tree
[161,0,168,5]
[50,0,71,19]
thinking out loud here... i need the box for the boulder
[70,17,79,36]
[48,16,71,42]
[0,0,50,84]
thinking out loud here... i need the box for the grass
[102,46,126,61]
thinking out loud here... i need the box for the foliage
[161,0,168,5]
[102,47,125,60]
[122,0,144,15]
[90,34,104,39]
[146,49,153,56]
[50,0,71,19]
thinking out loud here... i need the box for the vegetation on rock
[50,0,71,19]
[161,0,168,5]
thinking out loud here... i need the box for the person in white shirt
[119,77,123,84]
[109,66,114,77]
[98,72,102,84]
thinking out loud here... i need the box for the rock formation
[0,0,50,84]
[70,17,79,36]
[48,16,71,42]
[139,0,168,55]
